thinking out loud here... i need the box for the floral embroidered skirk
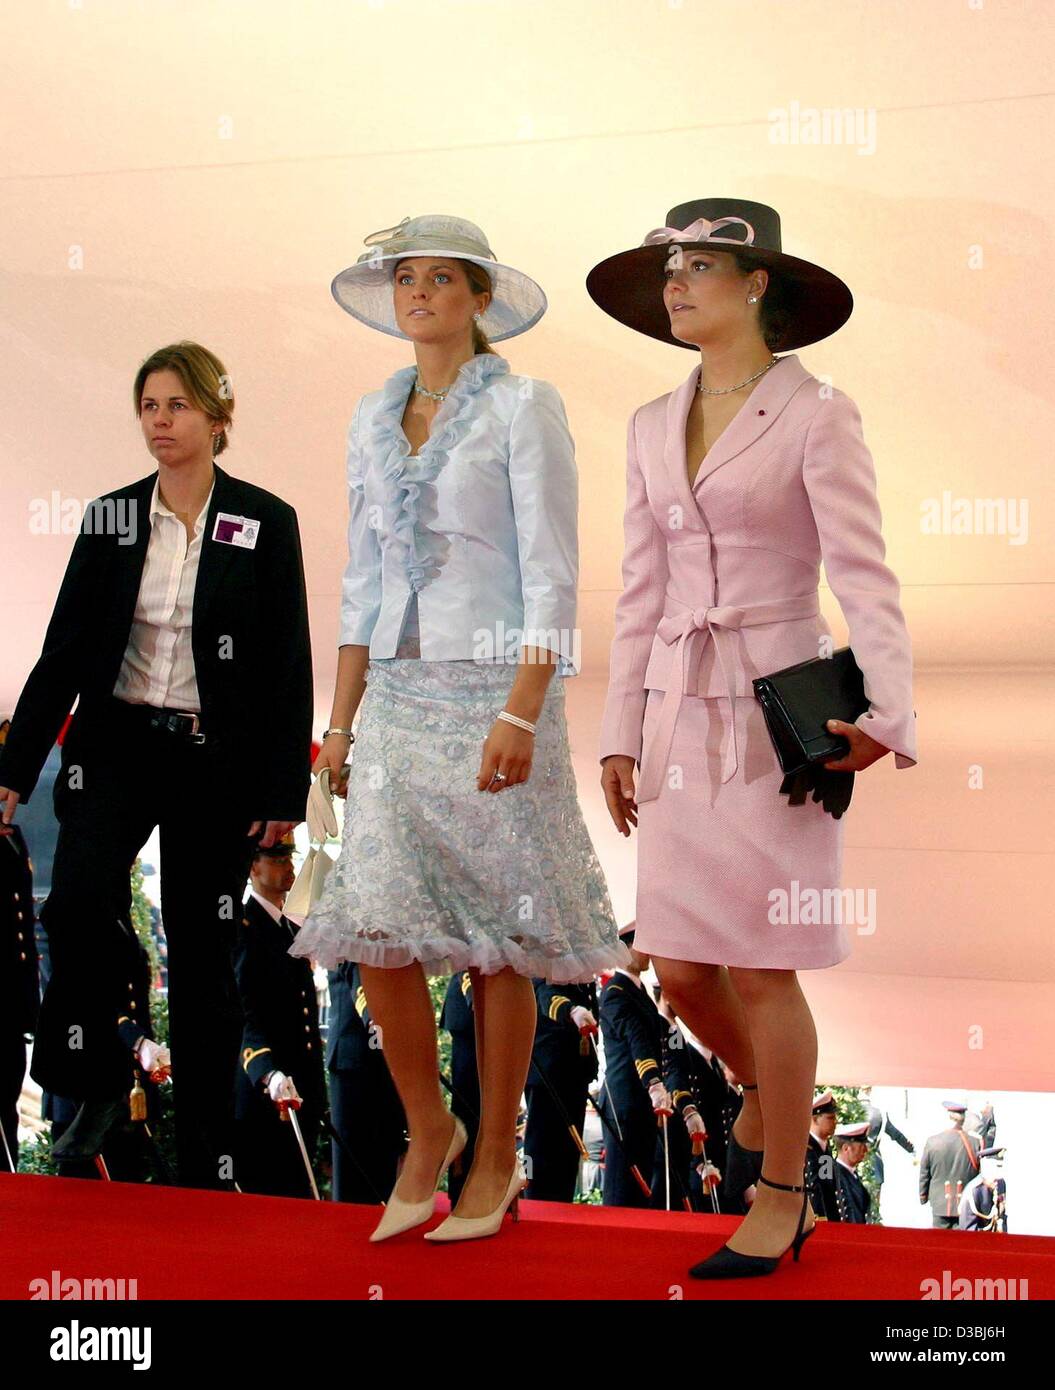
[289,357,628,983]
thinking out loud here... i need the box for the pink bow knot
[636,590,821,805]
[642,216,756,250]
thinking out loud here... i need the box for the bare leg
[650,956,763,1150]
[358,962,456,1203]
[451,966,535,1218]
[722,966,817,1255]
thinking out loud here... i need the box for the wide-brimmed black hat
[585,197,853,352]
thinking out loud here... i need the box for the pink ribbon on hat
[642,215,756,249]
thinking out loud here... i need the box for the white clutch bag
[286,769,340,918]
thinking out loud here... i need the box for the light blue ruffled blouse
[338,353,580,676]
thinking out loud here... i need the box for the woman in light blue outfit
[291,215,628,1242]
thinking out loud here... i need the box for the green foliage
[428,973,452,1081]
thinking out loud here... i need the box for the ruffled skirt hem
[289,927,631,985]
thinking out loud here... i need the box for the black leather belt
[114,699,207,744]
[149,709,206,743]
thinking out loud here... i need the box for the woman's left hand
[822,719,890,773]
[477,719,534,793]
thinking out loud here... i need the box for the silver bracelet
[497,710,536,735]
[323,727,354,741]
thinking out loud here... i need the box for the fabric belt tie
[636,591,821,804]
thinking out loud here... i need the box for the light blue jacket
[339,353,580,675]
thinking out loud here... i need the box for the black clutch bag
[752,647,869,819]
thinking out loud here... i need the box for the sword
[590,1035,694,1209]
[692,1130,721,1214]
[287,1107,320,1200]
[662,1115,670,1211]
[588,1035,651,1199]
[1,1119,16,1173]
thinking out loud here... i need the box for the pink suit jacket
[599,353,917,802]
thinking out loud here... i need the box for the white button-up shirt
[112,478,215,711]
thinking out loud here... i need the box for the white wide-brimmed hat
[331,214,548,342]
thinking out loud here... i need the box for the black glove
[778,765,855,819]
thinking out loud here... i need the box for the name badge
[212,513,260,549]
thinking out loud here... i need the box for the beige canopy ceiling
[2,0,1052,1089]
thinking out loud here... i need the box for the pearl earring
[472,312,482,320]
[747,296,758,304]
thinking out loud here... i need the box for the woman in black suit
[0,341,313,1188]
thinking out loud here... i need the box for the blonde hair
[463,262,498,355]
[133,341,234,455]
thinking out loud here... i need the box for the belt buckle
[170,709,206,744]
[183,712,206,745]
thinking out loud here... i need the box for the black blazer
[527,980,598,1089]
[0,465,312,822]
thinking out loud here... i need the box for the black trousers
[0,1032,26,1172]
[32,697,257,1189]
[600,1108,657,1208]
[233,1104,323,1199]
[329,1065,406,1205]
[523,1081,588,1202]
[446,1034,480,1206]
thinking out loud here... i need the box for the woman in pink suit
[588,198,917,1278]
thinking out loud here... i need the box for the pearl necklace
[413,375,449,402]
[697,356,779,395]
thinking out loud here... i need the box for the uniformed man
[859,1084,915,1205]
[232,833,326,1198]
[43,880,167,1180]
[597,932,700,1210]
[805,1091,841,1222]
[655,998,724,1210]
[965,1100,997,1151]
[439,971,479,1206]
[524,978,598,1202]
[959,1145,1007,1233]
[0,716,39,1172]
[919,1100,981,1228]
[326,961,406,1204]
[833,1121,872,1223]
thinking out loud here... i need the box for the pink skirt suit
[598,353,918,970]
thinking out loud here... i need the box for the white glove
[266,1071,302,1117]
[570,1006,598,1035]
[684,1108,707,1140]
[135,1038,171,1082]
[697,1161,722,1191]
[306,769,339,844]
[648,1080,673,1117]
[285,845,335,918]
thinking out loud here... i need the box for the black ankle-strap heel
[757,1174,814,1262]
[688,1169,815,1280]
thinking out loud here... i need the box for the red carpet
[3,1173,1051,1301]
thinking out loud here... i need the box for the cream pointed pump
[424,1162,527,1243]
[368,1115,468,1243]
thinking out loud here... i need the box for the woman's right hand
[601,755,638,836]
[313,734,352,798]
